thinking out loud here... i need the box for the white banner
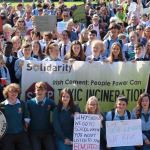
[21,61,150,111]
[73,114,101,150]
[106,119,143,147]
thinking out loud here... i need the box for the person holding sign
[53,88,80,150]
[0,83,31,150]
[132,93,150,150]
[105,95,135,150]
[84,96,106,150]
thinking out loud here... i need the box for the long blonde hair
[85,96,100,114]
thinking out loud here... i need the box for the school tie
[63,45,67,56]
[119,116,124,120]
[38,101,43,106]
[93,57,100,61]
[6,57,10,64]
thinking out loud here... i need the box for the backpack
[111,108,131,120]
[107,39,123,51]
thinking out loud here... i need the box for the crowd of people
[0,0,150,150]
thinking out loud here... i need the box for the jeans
[56,138,72,150]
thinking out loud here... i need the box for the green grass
[1,2,84,7]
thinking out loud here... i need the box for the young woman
[132,93,150,150]
[84,96,106,150]
[64,40,85,61]
[53,88,80,150]
[31,41,45,60]
[86,40,106,62]
[15,18,27,37]
[107,42,124,63]
[0,83,31,150]
[105,95,135,150]
[43,42,61,61]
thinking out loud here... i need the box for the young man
[27,82,56,150]
[14,43,37,82]
[0,83,31,150]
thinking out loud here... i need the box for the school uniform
[86,55,106,62]
[53,106,80,150]
[27,97,56,150]
[104,36,125,58]
[105,109,135,150]
[58,41,71,60]
[14,56,37,81]
[132,109,150,150]
[82,41,92,57]
[43,56,61,61]
[4,56,19,83]
[0,99,31,150]
[124,42,135,61]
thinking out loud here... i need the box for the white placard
[128,2,137,13]
[106,119,143,147]
[57,22,67,33]
[73,114,101,150]
[0,111,7,138]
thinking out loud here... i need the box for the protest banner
[73,114,101,150]
[34,15,56,32]
[21,61,150,111]
[106,119,143,147]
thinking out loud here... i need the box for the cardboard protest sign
[57,22,67,33]
[34,15,56,32]
[106,119,143,147]
[73,114,101,150]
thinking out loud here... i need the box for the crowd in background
[0,0,150,150]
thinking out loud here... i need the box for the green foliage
[73,4,86,23]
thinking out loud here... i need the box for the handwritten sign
[106,119,143,147]
[34,16,56,32]
[57,22,67,33]
[0,111,7,138]
[73,114,101,150]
